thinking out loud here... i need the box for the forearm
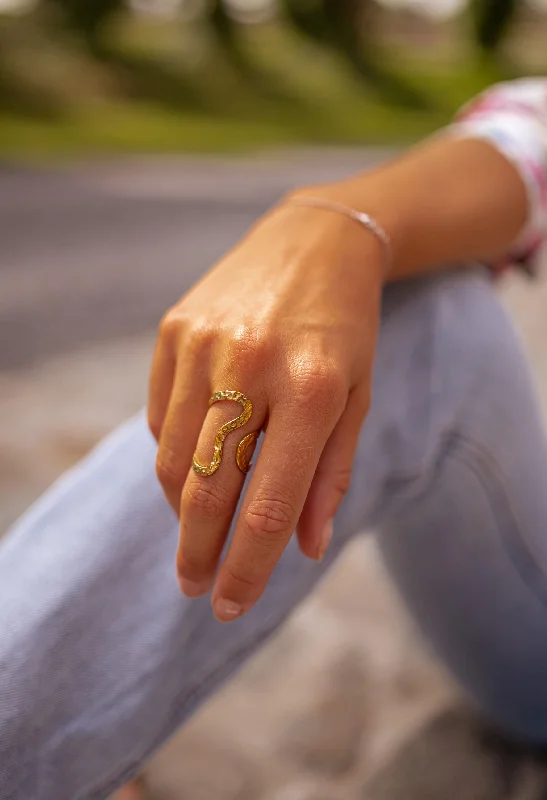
[323,136,528,281]
[292,79,547,283]
[293,135,528,282]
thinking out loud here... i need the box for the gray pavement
[0,151,390,370]
[2,155,547,799]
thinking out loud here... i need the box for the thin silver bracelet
[287,196,393,276]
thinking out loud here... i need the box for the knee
[368,271,524,483]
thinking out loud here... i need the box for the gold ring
[192,390,259,478]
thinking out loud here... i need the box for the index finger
[211,400,339,622]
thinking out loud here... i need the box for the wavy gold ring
[192,390,259,478]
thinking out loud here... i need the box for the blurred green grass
[0,13,531,159]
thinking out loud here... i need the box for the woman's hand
[147,112,536,623]
[148,198,386,622]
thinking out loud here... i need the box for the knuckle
[158,309,180,341]
[230,324,272,370]
[223,565,256,589]
[156,449,185,489]
[244,488,296,539]
[177,553,214,581]
[184,481,231,520]
[187,320,216,353]
[292,361,347,412]
[331,468,353,499]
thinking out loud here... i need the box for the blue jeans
[2,270,547,799]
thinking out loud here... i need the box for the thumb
[297,388,369,562]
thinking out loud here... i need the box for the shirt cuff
[447,112,547,274]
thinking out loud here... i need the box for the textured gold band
[192,390,259,477]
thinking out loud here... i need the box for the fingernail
[180,578,212,598]
[318,519,333,561]
[214,598,243,623]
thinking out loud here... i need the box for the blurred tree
[280,0,330,43]
[207,0,250,72]
[471,0,519,54]
[39,0,204,111]
[205,0,295,99]
[44,0,126,53]
[282,0,428,107]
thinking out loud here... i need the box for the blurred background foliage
[0,0,544,157]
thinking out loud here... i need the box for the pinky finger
[297,388,369,561]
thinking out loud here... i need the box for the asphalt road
[0,151,387,371]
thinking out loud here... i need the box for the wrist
[287,180,410,284]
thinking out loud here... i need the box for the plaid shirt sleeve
[449,78,547,276]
